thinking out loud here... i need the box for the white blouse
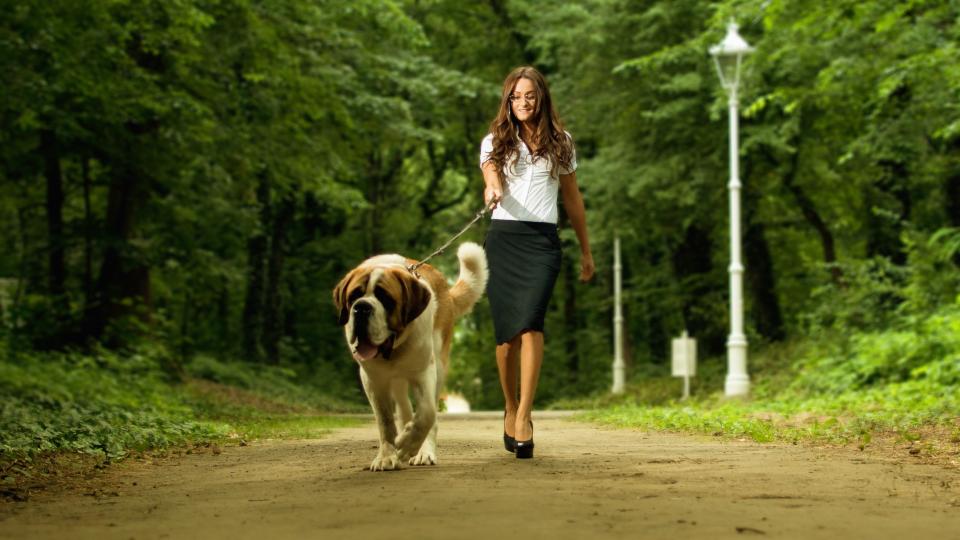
[479,132,577,224]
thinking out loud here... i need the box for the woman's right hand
[484,184,502,209]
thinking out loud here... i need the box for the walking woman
[480,66,594,459]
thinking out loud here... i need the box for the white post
[725,84,750,397]
[612,235,625,394]
[681,329,691,400]
[671,330,697,400]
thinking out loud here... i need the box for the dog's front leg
[360,370,401,471]
[410,355,443,466]
[395,366,437,463]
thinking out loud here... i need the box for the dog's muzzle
[349,301,395,362]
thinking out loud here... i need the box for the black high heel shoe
[503,412,516,453]
[515,420,534,459]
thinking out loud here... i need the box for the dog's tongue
[353,341,379,362]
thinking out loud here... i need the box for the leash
[406,202,495,277]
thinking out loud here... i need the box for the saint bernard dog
[332,242,488,471]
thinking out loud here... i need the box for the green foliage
[579,308,958,445]
[225,416,361,441]
[0,344,366,465]
[0,346,226,461]
[579,224,959,445]
[2,0,960,419]
[185,355,365,413]
[789,301,960,401]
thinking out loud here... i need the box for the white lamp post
[612,235,625,394]
[710,21,753,397]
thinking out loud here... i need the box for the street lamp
[612,235,625,394]
[710,21,753,397]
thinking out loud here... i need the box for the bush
[0,347,225,461]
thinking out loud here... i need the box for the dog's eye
[374,287,395,313]
[348,289,363,305]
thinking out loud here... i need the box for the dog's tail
[449,242,488,318]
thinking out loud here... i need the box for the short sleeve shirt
[479,132,577,224]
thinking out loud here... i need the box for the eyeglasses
[508,93,537,105]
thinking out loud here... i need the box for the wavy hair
[487,66,574,183]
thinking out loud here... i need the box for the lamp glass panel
[715,54,741,89]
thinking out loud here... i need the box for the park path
[1,412,958,539]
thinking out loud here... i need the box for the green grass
[575,397,956,448]
[561,302,960,450]
[227,415,363,440]
[0,346,365,470]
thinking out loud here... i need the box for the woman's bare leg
[496,335,521,437]
[514,330,543,441]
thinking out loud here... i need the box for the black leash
[406,202,494,277]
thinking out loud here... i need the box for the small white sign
[671,331,697,377]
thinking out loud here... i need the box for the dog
[332,242,488,471]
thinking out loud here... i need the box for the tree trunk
[365,149,405,254]
[744,220,785,341]
[671,224,723,356]
[241,176,271,362]
[367,153,383,255]
[867,159,911,264]
[83,168,151,345]
[947,168,960,267]
[41,130,66,308]
[562,241,579,381]
[82,157,94,307]
[217,277,231,358]
[779,150,843,284]
[263,192,295,365]
[178,288,192,367]
[556,205,580,381]
[742,158,785,341]
[946,171,960,227]
[763,137,843,285]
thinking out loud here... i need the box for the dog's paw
[395,430,418,460]
[409,449,437,466]
[369,450,401,472]
[396,446,414,463]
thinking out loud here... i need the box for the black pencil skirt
[484,219,562,344]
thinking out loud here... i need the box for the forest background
[1,0,958,465]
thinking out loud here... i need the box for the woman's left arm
[559,171,595,282]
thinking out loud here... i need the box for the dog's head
[332,266,432,362]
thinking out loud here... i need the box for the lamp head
[709,21,754,90]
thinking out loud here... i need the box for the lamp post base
[612,363,625,394]
[724,374,750,397]
[725,335,749,397]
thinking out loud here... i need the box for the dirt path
[1,412,958,539]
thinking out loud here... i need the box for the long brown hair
[487,66,574,182]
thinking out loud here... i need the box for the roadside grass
[556,307,960,462]
[181,374,366,441]
[0,346,366,493]
[226,415,362,441]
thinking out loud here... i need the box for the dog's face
[332,266,432,362]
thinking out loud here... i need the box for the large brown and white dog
[332,242,488,471]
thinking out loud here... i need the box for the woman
[480,66,594,459]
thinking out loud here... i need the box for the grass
[556,325,960,462]
[180,376,366,441]
[227,415,362,440]
[0,346,367,487]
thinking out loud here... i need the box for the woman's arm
[559,171,595,282]
[482,161,503,208]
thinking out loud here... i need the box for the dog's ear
[388,269,432,330]
[332,270,358,326]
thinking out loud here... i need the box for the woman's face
[509,77,537,124]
